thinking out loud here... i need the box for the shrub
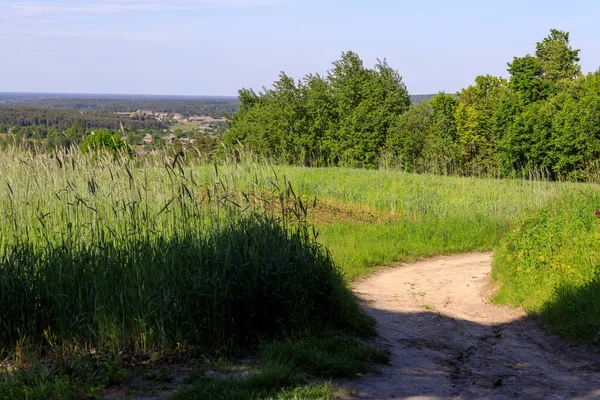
[493,189,600,341]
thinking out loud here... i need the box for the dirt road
[339,253,600,399]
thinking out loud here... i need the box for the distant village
[115,109,227,124]
[115,110,228,147]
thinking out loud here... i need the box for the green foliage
[423,93,460,174]
[535,29,581,82]
[224,29,599,180]
[224,52,410,168]
[455,75,509,173]
[507,55,550,104]
[385,101,431,172]
[79,128,131,156]
[493,189,600,342]
[499,73,600,179]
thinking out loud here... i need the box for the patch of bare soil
[338,253,600,399]
[103,358,192,400]
[308,199,402,225]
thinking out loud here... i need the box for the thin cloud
[0,0,288,16]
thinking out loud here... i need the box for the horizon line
[0,91,240,99]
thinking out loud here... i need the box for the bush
[493,189,600,341]
[80,129,131,156]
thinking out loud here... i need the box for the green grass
[493,188,600,341]
[174,331,388,400]
[230,165,580,279]
[0,150,373,398]
[2,150,596,398]
[174,121,202,132]
[0,157,349,353]
[0,353,127,399]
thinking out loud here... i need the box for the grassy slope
[275,164,600,345]
[0,155,376,399]
[493,189,600,341]
[270,167,577,279]
[2,157,592,398]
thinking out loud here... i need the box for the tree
[455,75,508,172]
[328,52,410,168]
[224,51,410,168]
[66,122,86,144]
[386,101,431,172]
[535,29,581,82]
[507,55,549,104]
[425,93,461,174]
[301,73,338,165]
[80,129,131,157]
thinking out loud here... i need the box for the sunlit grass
[0,148,592,398]
[0,149,365,358]
[218,164,582,280]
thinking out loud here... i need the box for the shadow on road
[339,303,600,400]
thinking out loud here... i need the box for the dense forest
[224,29,600,180]
[0,107,168,131]
[0,93,240,117]
[0,95,236,153]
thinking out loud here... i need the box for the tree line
[0,107,168,132]
[224,29,600,179]
[0,95,240,118]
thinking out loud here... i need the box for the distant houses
[164,134,175,144]
[163,134,194,146]
[187,115,227,123]
[113,110,185,121]
[112,110,227,126]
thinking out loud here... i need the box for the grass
[174,121,203,133]
[174,331,388,400]
[0,149,373,398]
[233,165,580,279]
[1,149,596,398]
[0,353,127,399]
[0,156,351,353]
[493,188,600,341]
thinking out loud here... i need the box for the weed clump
[493,189,600,341]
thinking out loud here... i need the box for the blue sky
[1,0,599,96]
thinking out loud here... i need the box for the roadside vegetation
[1,148,599,398]
[257,165,577,280]
[493,189,600,342]
[0,150,378,398]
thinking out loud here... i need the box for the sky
[1,0,600,96]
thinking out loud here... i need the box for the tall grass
[493,189,600,341]
[0,149,364,358]
[223,165,582,279]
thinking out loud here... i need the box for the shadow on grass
[539,278,600,343]
[172,331,389,400]
[171,298,600,400]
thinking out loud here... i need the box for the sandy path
[338,253,600,400]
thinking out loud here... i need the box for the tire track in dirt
[338,253,600,399]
